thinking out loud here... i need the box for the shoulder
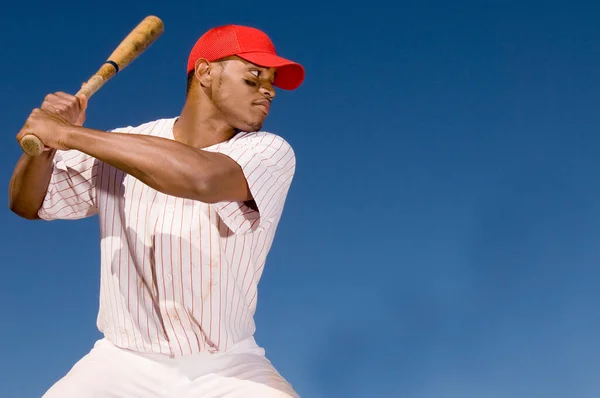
[226,130,295,156]
[207,130,297,176]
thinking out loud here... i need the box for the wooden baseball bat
[19,15,164,156]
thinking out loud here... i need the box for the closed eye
[246,69,275,87]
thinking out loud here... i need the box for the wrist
[61,123,84,151]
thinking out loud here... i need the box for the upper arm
[203,132,296,234]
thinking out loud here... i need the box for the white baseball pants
[42,337,298,398]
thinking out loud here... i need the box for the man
[9,24,304,398]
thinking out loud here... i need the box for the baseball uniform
[39,116,298,397]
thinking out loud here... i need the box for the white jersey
[38,117,296,357]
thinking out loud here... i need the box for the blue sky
[2,1,600,397]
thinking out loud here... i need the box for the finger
[54,91,76,100]
[41,100,68,116]
[16,110,37,141]
[16,122,29,141]
[51,92,79,107]
[42,96,73,108]
[46,92,80,108]
[40,93,57,107]
[56,91,86,113]
[56,92,83,109]
[75,94,88,111]
[41,93,71,110]
[41,94,81,121]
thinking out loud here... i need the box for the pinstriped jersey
[37,117,296,357]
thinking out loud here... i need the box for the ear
[194,58,212,88]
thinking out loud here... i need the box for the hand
[16,92,87,153]
[41,92,87,126]
[16,108,75,152]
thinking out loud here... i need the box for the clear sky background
[1,1,600,397]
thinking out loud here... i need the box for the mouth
[253,100,271,115]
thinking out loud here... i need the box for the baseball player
[9,24,304,398]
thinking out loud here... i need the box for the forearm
[9,150,57,219]
[63,125,221,201]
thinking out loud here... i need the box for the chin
[239,120,264,132]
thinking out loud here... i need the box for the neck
[173,93,237,149]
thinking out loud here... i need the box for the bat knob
[20,134,44,156]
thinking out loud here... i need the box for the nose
[259,82,276,99]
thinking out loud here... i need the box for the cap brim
[237,52,305,90]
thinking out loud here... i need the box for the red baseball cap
[187,25,305,90]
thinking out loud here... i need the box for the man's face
[211,56,277,132]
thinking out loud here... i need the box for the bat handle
[19,75,105,157]
[19,135,44,157]
[76,74,105,98]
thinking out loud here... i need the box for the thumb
[76,94,88,112]
[74,94,88,126]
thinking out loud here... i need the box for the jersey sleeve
[205,132,296,235]
[37,126,130,221]
[37,150,99,220]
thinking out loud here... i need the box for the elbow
[10,207,41,220]
[8,179,41,220]
[9,198,41,220]
[190,170,250,205]
[193,175,219,204]
[10,210,40,220]
[191,171,234,204]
